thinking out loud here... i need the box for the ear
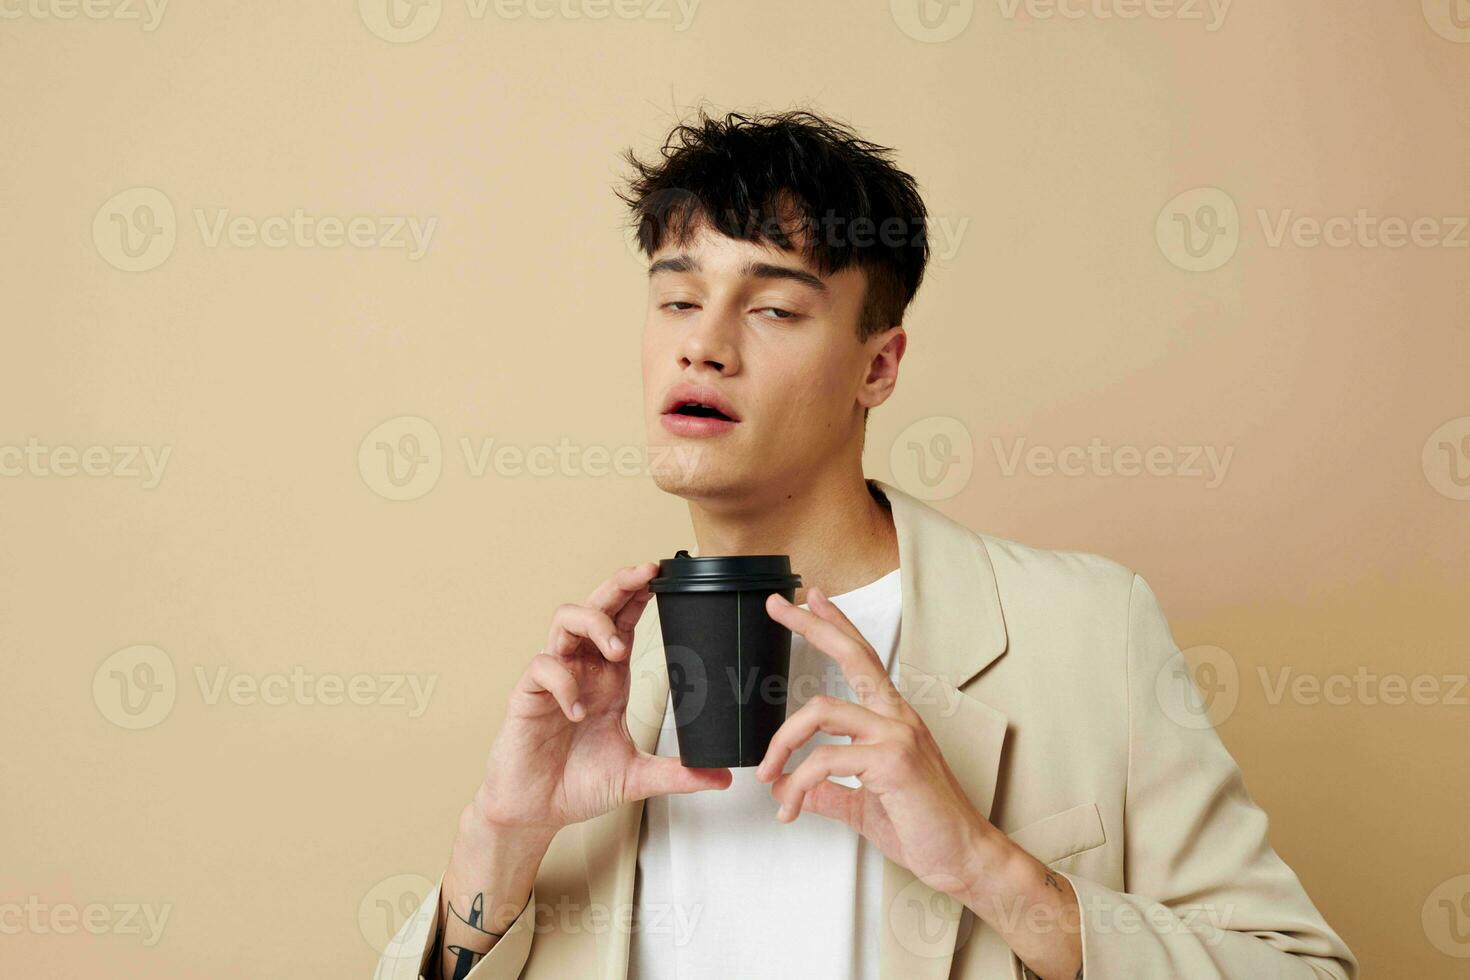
[858,326,906,410]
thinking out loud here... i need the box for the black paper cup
[649,551,802,768]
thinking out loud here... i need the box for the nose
[677,307,739,375]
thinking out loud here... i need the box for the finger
[772,744,880,822]
[582,558,658,620]
[802,585,868,645]
[624,754,732,801]
[793,779,867,831]
[519,653,584,722]
[766,591,904,714]
[756,695,902,783]
[546,603,627,662]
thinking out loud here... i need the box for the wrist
[459,797,557,857]
[955,819,1029,920]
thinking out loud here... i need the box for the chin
[647,445,748,502]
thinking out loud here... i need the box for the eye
[662,301,698,312]
[756,307,797,320]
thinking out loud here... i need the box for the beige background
[2,0,1467,976]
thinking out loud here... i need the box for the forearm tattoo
[444,893,496,980]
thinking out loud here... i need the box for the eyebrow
[648,255,827,293]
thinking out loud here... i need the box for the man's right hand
[428,563,731,980]
[476,561,732,834]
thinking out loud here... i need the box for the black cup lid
[649,550,802,593]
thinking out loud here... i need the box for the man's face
[641,220,897,502]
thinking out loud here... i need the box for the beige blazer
[378,480,1356,980]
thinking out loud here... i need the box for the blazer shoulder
[975,530,1138,612]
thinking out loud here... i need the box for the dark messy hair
[617,109,931,341]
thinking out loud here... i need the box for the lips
[660,383,740,437]
[660,384,740,423]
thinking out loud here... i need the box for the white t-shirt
[628,568,903,980]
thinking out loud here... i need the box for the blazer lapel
[580,599,670,980]
[582,481,1011,980]
[871,480,1011,980]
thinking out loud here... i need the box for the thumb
[624,754,732,801]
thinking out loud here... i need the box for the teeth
[674,401,728,419]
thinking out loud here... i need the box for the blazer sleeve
[373,877,537,980]
[1055,574,1358,980]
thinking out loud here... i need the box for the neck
[685,464,899,604]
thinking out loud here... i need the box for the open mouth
[669,401,735,422]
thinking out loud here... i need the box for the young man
[378,111,1356,980]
